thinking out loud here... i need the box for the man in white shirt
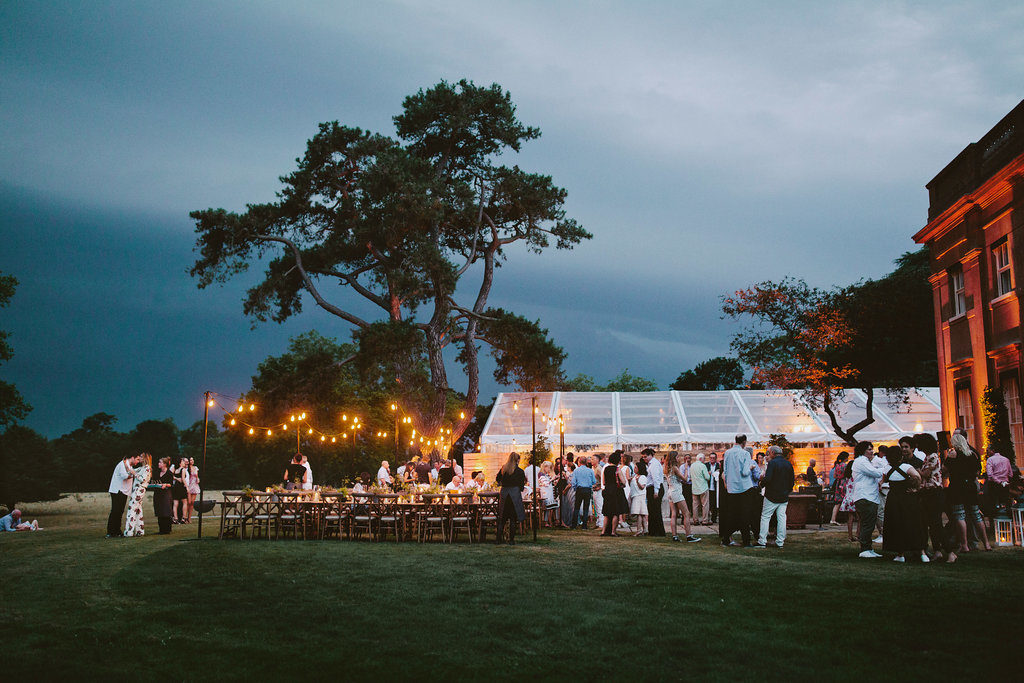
[523,461,542,496]
[107,454,142,537]
[642,449,666,537]
[300,455,313,491]
[444,474,464,491]
[376,460,392,488]
[851,441,883,558]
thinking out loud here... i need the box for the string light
[290,415,296,422]
[248,428,255,435]
[282,424,287,430]
[308,428,313,434]
[230,419,236,426]
[331,437,336,443]
[391,404,397,411]
[249,404,255,411]
[321,435,326,442]
[460,411,465,419]
[342,414,347,421]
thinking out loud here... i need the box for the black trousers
[572,487,592,528]
[646,486,665,536]
[709,487,718,522]
[107,492,127,535]
[721,490,757,545]
[920,488,947,553]
[157,515,172,534]
[498,498,518,542]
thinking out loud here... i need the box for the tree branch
[255,234,370,328]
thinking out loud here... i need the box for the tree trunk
[822,387,876,446]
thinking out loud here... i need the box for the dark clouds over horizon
[1,2,1022,437]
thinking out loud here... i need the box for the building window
[955,384,974,446]
[993,239,1013,298]
[1002,374,1023,467]
[949,265,966,317]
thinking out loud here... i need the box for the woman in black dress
[881,451,927,562]
[945,433,992,559]
[153,457,174,534]
[495,452,527,545]
[601,451,629,536]
[171,456,189,523]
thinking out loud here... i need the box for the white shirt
[646,458,665,492]
[453,463,463,477]
[852,455,883,504]
[108,460,133,495]
[874,456,890,493]
[444,481,461,491]
[523,464,541,487]
[376,466,392,485]
[302,463,313,491]
[396,464,406,478]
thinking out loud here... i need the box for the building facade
[913,100,1024,466]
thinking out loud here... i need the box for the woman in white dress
[630,458,648,535]
[124,453,152,537]
[539,461,558,528]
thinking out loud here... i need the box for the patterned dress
[124,465,152,536]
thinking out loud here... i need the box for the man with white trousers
[755,446,794,548]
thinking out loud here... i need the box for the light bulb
[331,437,336,443]
[308,428,313,435]
[248,427,254,435]
[459,411,465,419]
[230,418,236,426]
[300,412,306,419]
[342,414,347,421]
[290,415,295,422]
[354,417,359,424]
[237,404,244,412]
[249,404,255,411]
[207,399,214,407]
[382,432,387,437]
[321,435,326,442]
[282,424,287,431]
[391,403,397,411]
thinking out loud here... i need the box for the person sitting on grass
[1,509,42,532]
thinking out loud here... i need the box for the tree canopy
[190,80,590,449]
[0,272,31,429]
[564,369,658,392]
[670,357,745,390]
[722,248,937,445]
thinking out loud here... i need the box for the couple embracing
[107,453,153,537]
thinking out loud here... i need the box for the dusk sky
[2,2,1023,437]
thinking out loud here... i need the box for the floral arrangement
[240,485,256,500]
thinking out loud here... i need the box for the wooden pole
[197,391,210,540]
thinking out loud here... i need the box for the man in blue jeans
[570,456,596,529]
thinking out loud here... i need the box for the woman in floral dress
[124,453,152,537]
[838,459,858,542]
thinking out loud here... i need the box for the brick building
[913,100,1024,466]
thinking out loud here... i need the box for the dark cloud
[1,2,1022,435]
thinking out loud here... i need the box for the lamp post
[197,391,210,540]
[531,395,538,542]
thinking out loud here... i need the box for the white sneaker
[920,553,930,563]
[859,550,880,558]
[873,536,883,544]
[868,550,883,558]
[893,555,905,563]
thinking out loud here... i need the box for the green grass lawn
[2,494,1022,681]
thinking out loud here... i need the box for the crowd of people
[106,453,200,537]
[823,428,1020,562]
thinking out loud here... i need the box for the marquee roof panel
[479,388,942,448]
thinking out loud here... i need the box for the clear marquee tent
[478,389,942,452]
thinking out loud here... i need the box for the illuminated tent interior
[477,389,942,453]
